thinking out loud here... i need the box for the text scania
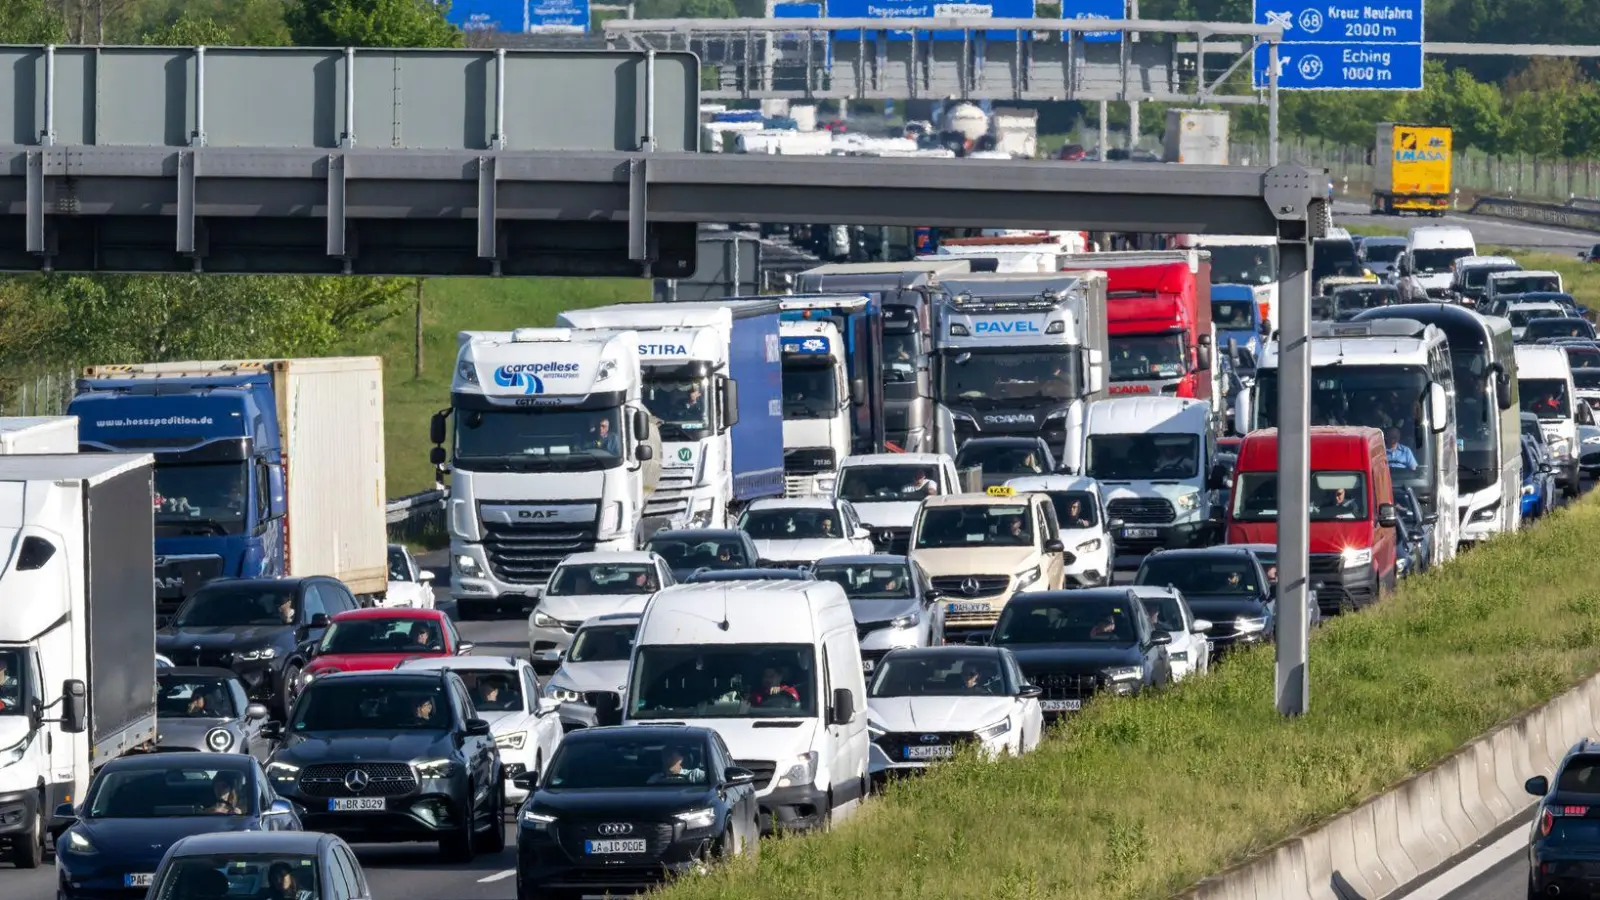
[974,320,1042,335]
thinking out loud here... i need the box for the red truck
[1057,250,1216,411]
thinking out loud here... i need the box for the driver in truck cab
[0,652,18,710]
[749,666,802,709]
[592,416,621,455]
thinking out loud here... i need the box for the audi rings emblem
[344,769,371,792]
[598,822,633,836]
[961,577,980,596]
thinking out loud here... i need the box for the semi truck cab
[776,295,884,497]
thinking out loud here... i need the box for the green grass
[651,496,1600,900]
[333,278,648,497]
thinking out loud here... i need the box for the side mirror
[1043,539,1065,553]
[265,799,294,817]
[309,613,329,628]
[1018,683,1042,699]
[1491,364,1513,410]
[419,570,435,584]
[429,446,446,467]
[853,526,871,540]
[1107,518,1125,529]
[1196,343,1212,372]
[246,703,269,721]
[850,377,866,407]
[1377,503,1398,528]
[1428,382,1449,433]
[53,803,76,821]
[723,766,758,787]
[260,721,284,741]
[512,772,538,791]
[636,444,654,461]
[60,679,87,734]
[457,641,476,655]
[537,697,562,716]
[465,718,493,737]
[429,411,448,446]
[593,691,623,727]
[1192,619,1213,633]
[721,376,740,429]
[829,688,855,726]
[1148,632,1173,647]
[1526,775,1550,797]
[634,409,652,439]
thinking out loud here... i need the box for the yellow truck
[1371,123,1452,216]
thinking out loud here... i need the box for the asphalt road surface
[1333,200,1599,255]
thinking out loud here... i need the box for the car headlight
[454,554,484,578]
[776,751,818,788]
[1175,492,1199,511]
[1470,501,1500,523]
[237,647,278,661]
[1102,665,1141,683]
[205,728,234,752]
[495,731,527,751]
[599,501,623,536]
[1168,650,1188,663]
[1340,547,1372,569]
[674,807,717,830]
[976,718,1011,740]
[65,830,95,853]
[521,810,556,832]
[415,758,460,779]
[0,737,27,768]
[1075,538,1102,554]
[1014,565,1042,590]
[1235,615,1268,633]
[890,611,920,630]
[815,476,837,493]
[543,683,581,702]
[868,720,886,739]
[266,761,300,782]
[533,611,559,629]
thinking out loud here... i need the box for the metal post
[1098,100,1108,158]
[1267,42,1280,166]
[1127,0,1139,151]
[1274,236,1310,717]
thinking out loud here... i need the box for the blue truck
[1212,283,1269,365]
[67,358,389,618]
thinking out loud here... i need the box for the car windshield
[836,465,943,502]
[739,507,842,540]
[156,675,239,719]
[568,624,637,663]
[1565,346,1600,370]
[1525,319,1593,340]
[387,547,413,582]
[1109,334,1186,381]
[994,598,1138,644]
[1521,378,1572,420]
[547,563,658,596]
[1233,471,1370,521]
[1363,242,1405,264]
[1464,266,1514,288]
[452,407,624,470]
[1509,307,1564,327]
[85,765,257,818]
[868,652,1012,697]
[1084,434,1200,480]
[152,855,320,900]
[913,504,1032,548]
[1411,248,1471,275]
[456,670,523,712]
[1575,369,1600,390]
[320,617,445,654]
[292,680,449,732]
[645,536,752,571]
[1043,491,1099,528]
[1136,557,1260,595]
[939,349,1081,405]
[1312,239,1362,282]
[1333,286,1394,312]
[782,363,837,419]
[629,643,817,720]
[641,376,710,437]
[812,562,915,599]
[173,585,297,629]
[955,443,1047,477]
[1138,594,1187,632]
[545,737,712,789]
[1205,245,1277,285]
[1212,300,1256,330]
[1496,274,1561,294]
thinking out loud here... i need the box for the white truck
[0,418,77,454]
[0,453,157,864]
[775,295,882,498]
[435,328,663,620]
[558,301,786,529]
[1161,109,1230,165]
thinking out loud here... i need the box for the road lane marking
[1399,827,1524,900]
[477,869,516,883]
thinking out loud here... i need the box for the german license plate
[905,745,954,760]
[946,601,989,614]
[586,839,646,854]
[1122,527,1159,539]
[125,874,154,888]
[861,658,875,673]
[1041,699,1081,712]
[328,797,386,812]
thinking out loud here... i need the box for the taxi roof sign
[986,485,1016,497]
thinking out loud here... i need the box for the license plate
[585,839,647,854]
[328,797,386,812]
[862,658,875,673]
[1122,527,1159,539]
[904,745,954,760]
[125,874,154,888]
[1041,699,1081,712]
[946,601,989,614]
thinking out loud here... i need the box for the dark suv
[262,669,503,862]
[1525,739,1600,897]
[1134,548,1276,658]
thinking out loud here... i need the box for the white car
[865,646,1043,778]
[1127,585,1211,682]
[737,496,875,567]
[542,612,639,713]
[1506,301,1569,341]
[397,655,564,804]
[1003,475,1116,587]
[811,555,945,674]
[382,543,436,609]
[528,551,672,673]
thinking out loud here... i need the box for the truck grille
[784,475,820,498]
[1107,498,1175,524]
[299,762,418,798]
[930,575,1009,598]
[153,554,226,616]
[733,759,777,791]
[482,519,598,585]
[1308,553,1343,576]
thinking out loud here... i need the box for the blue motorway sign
[1251,0,1423,90]
[828,0,1037,43]
[528,0,589,33]
[1061,0,1124,44]
[446,0,526,31]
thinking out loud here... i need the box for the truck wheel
[9,791,43,868]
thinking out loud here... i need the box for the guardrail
[1468,195,1600,233]
[386,489,447,547]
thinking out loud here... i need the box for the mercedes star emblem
[344,769,371,792]
[597,822,633,836]
[961,577,980,596]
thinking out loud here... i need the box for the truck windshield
[1411,248,1471,275]
[292,680,450,732]
[1205,245,1277,285]
[628,643,817,720]
[883,332,920,384]
[453,407,623,471]
[1084,435,1199,480]
[641,377,709,440]
[568,624,637,662]
[1233,471,1369,521]
[914,504,1032,548]
[173,584,298,628]
[154,463,247,534]
[1213,300,1256,330]
[1521,378,1571,420]
[1255,365,1434,496]
[1109,334,1186,381]
[940,349,1081,404]
[0,648,23,716]
[836,465,943,502]
[782,364,837,419]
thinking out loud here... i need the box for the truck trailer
[0,417,77,455]
[1372,123,1452,216]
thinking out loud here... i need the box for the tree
[0,0,66,43]
[286,0,463,48]
[139,11,233,45]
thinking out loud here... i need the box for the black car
[1134,548,1276,654]
[812,554,943,672]
[146,831,366,900]
[681,567,816,583]
[988,589,1172,719]
[262,669,503,861]
[515,725,759,897]
[1393,486,1435,575]
[54,752,300,900]
[1525,738,1600,897]
[1331,283,1400,320]
[1521,316,1596,344]
[156,577,365,717]
[642,529,762,582]
[955,437,1057,487]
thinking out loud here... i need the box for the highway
[1396,812,1535,900]
[1332,200,1599,254]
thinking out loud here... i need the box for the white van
[624,580,869,833]
[1401,226,1477,300]
[1081,396,1219,564]
[1515,344,1587,498]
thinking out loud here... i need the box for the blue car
[1521,437,1554,520]
[55,752,300,900]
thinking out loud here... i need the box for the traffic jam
[7,222,1597,900]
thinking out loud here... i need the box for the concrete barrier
[1175,673,1600,899]
[1469,196,1600,232]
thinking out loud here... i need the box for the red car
[296,608,473,697]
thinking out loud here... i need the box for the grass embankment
[654,496,1600,900]
[332,278,648,497]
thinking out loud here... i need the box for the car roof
[330,607,450,622]
[158,667,243,681]
[1007,588,1135,607]
[648,529,745,541]
[1229,543,1277,555]
[883,645,1005,659]
[921,492,1038,508]
[1508,301,1565,310]
[746,497,840,510]
[564,724,715,744]
[397,655,523,672]
[840,453,950,467]
[1126,584,1181,599]
[1144,546,1259,561]
[1005,474,1098,493]
[194,577,307,592]
[813,554,911,567]
[316,669,446,685]
[684,569,813,582]
[580,612,642,627]
[556,551,662,566]
[170,831,331,856]
[99,751,258,772]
